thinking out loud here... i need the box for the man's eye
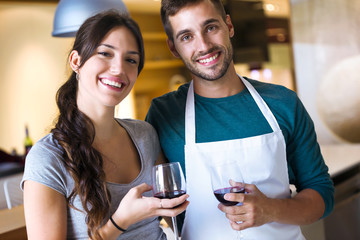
[207,26,216,32]
[181,35,191,41]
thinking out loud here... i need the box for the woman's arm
[23,180,67,240]
[102,183,189,239]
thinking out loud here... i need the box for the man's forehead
[168,1,221,32]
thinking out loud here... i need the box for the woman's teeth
[101,79,122,88]
[198,53,219,63]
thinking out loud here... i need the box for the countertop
[0,204,26,239]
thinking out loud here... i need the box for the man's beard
[181,43,233,81]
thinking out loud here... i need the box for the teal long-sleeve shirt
[146,77,334,218]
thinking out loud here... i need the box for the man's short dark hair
[161,0,227,42]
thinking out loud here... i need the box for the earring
[76,72,79,81]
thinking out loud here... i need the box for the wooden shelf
[142,32,167,41]
[144,59,183,70]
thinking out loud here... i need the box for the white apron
[181,76,305,240]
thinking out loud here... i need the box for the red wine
[214,187,245,206]
[154,190,186,199]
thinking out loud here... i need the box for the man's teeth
[198,53,219,63]
[102,79,122,88]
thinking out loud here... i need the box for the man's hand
[218,183,273,231]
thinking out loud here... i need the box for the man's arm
[218,184,324,230]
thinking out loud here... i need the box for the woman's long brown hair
[51,10,144,240]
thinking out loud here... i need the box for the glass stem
[172,216,180,240]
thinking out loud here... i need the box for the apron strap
[185,81,196,145]
[185,76,281,145]
[239,75,281,132]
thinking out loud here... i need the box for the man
[146,0,334,239]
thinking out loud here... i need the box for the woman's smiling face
[73,26,140,112]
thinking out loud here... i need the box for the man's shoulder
[244,77,298,101]
[151,82,190,107]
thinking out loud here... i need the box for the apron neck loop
[185,81,196,145]
[184,76,281,145]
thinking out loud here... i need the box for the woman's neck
[78,100,119,141]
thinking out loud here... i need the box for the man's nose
[196,35,211,52]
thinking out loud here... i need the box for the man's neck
[192,66,245,98]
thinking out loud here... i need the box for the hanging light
[52,0,128,37]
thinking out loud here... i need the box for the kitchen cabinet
[129,12,187,120]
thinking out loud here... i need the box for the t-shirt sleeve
[286,96,334,218]
[21,137,69,196]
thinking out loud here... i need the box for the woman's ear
[69,50,81,72]
[166,38,180,58]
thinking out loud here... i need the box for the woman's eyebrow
[98,44,140,55]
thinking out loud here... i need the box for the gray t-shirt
[22,119,166,240]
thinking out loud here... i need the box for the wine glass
[210,163,245,240]
[152,162,186,240]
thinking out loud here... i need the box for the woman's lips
[100,78,123,89]
[99,76,126,90]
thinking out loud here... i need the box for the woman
[21,10,188,240]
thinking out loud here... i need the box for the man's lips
[197,52,220,64]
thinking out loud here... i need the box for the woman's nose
[110,62,121,75]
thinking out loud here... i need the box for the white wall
[0,2,74,154]
[290,0,360,144]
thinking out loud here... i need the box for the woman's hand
[111,183,189,230]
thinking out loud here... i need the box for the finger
[132,183,152,195]
[229,219,253,231]
[225,211,246,223]
[229,179,245,187]
[244,183,257,193]
[157,201,190,217]
[224,192,244,203]
[218,203,237,213]
[160,194,189,208]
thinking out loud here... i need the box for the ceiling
[0,0,289,17]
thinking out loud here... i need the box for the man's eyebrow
[203,18,220,27]
[174,18,220,40]
[175,29,191,40]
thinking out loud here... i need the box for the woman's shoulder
[22,133,69,195]
[116,118,155,132]
[115,118,158,141]
[27,133,64,160]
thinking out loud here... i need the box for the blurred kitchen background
[0,0,359,239]
[1,0,359,154]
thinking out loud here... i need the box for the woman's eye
[97,52,111,57]
[127,58,138,64]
